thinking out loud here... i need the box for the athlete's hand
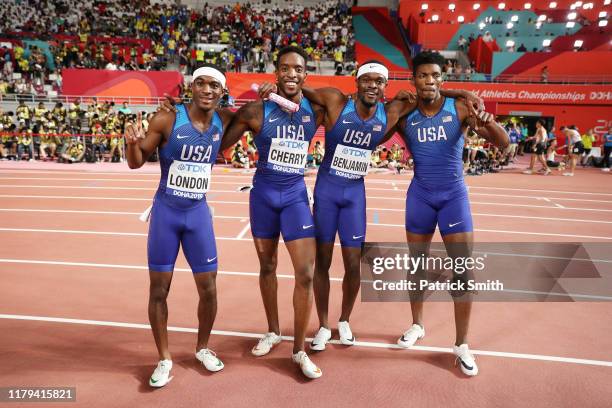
[157,93,182,113]
[257,82,278,100]
[476,110,494,126]
[465,93,485,118]
[394,90,416,104]
[125,111,145,145]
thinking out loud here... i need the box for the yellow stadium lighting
[542,39,551,46]
[598,20,608,27]
[524,3,532,9]
[538,14,547,22]
[449,4,456,10]
[549,2,557,8]
[458,15,465,23]
[599,11,608,18]
[568,12,577,20]
[566,21,576,27]
[498,3,506,9]
[421,3,429,10]
[473,3,481,10]
[573,39,583,48]
[432,14,439,21]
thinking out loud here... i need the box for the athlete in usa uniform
[126,66,234,387]
[220,46,326,379]
[393,51,509,377]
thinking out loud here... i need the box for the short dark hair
[537,119,545,126]
[275,46,309,69]
[412,51,446,77]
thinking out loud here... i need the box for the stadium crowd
[0,0,356,97]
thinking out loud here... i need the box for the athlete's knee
[259,258,278,277]
[149,283,171,303]
[295,266,314,288]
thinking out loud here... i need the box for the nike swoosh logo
[302,225,313,230]
[207,257,217,262]
[449,222,463,228]
[176,134,189,139]
[150,377,158,383]
[352,235,364,240]
[400,335,408,343]
[269,117,279,123]
[411,121,424,126]
[459,359,474,371]
[342,120,353,124]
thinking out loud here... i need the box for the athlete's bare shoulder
[216,108,236,128]
[148,109,175,137]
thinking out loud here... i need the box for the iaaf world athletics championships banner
[61,70,612,107]
[225,73,612,106]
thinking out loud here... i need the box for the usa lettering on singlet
[158,104,223,202]
[322,98,387,181]
[255,99,317,178]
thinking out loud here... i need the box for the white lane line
[6,183,612,205]
[0,208,245,219]
[2,226,612,241]
[4,194,612,213]
[0,258,339,281]
[4,208,612,225]
[555,203,566,209]
[5,170,612,195]
[1,313,610,367]
[236,222,251,239]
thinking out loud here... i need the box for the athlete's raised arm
[220,101,262,151]
[125,110,172,169]
[457,100,509,149]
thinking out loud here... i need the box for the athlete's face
[191,76,224,111]
[356,73,387,107]
[276,52,307,98]
[413,63,443,102]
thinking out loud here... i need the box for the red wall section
[500,51,612,78]
[62,69,183,98]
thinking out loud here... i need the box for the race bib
[166,161,211,200]
[266,138,308,174]
[330,144,371,179]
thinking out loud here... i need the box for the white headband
[192,67,226,89]
[357,63,389,81]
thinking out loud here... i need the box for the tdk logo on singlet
[178,163,209,172]
[343,129,372,147]
[180,144,213,162]
[278,140,306,149]
[417,126,448,143]
[276,125,305,140]
[342,147,368,157]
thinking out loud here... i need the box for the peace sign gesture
[125,111,145,145]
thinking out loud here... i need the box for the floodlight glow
[458,15,465,23]
[498,3,506,9]
[542,39,551,46]
[573,39,583,47]
[524,3,532,9]
[568,12,577,20]
[421,3,429,10]
[474,3,481,10]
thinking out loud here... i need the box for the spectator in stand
[602,127,612,172]
[541,66,549,83]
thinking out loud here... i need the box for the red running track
[0,160,611,407]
